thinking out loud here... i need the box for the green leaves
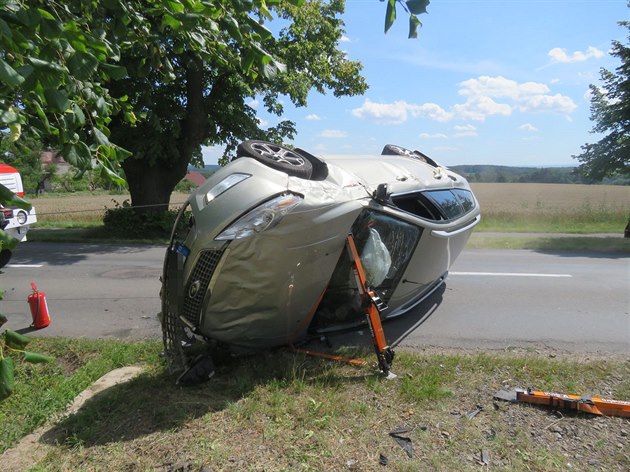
[0,183,32,211]
[406,0,430,15]
[23,352,54,364]
[0,329,54,402]
[385,0,396,34]
[0,357,15,401]
[0,58,24,87]
[384,0,430,38]
[4,329,31,350]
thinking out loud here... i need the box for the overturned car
[160,141,480,379]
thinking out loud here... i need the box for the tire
[381,144,418,159]
[236,140,313,179]
[0,249,12,269]
[381,144,439,167]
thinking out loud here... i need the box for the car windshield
[311,209,421,331]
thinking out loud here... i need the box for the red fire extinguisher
[28,282,51,329]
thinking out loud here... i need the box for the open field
[29,192,191,227]
[28,183,630,233]
[471,183,630,233]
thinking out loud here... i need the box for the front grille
[181,249,225,327]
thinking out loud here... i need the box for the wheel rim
[251,142,306,167]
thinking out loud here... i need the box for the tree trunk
[122,157,188,214]
[119,55,209,215]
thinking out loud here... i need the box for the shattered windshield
[312,210,421,330]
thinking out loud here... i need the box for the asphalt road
[1,242,628,354]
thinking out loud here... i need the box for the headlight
[215,193,303,241]
[205,173,251,205]
[16,211,27,225]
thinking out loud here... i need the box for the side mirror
[373,183,389,203]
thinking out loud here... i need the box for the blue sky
[203,0,629,167]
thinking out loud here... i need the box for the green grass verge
[1,338,628,471]
[468,234,630,253]
[0,338,160,453]
[475,214,626,234]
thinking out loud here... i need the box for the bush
[102,200,177,239]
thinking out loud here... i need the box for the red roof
[185,172,207,186]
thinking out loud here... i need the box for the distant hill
[449,165,629,185]
[186,162,628,185]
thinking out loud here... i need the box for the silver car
[161,141,480,378]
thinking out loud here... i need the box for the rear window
[392,189,475,221]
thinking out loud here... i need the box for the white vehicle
[0,163,37,267]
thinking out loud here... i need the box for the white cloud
[452,124,478,137]
[247,99,259,108]
[352,76,576,126]
[305,114,321,121]
[419,133,448,139]
[458,76,549,99]
[459,76,576,115]
[548,46,604,63]
[420,125,477,140]
[407,103,453,122]
[352,99,452,124]
[340,35,351,43]
[352,99,410,124]
[452,96,512,121]
[519,123,538,132]
[319,129,347,138]
[517,93,577,114]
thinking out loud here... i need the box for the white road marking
[451,271,572,278]
[6,264,43,268]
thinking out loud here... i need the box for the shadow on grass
[39,349,373,448]
[39,283,445,447]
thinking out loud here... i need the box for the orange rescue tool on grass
[495,388,630,418]
[28,282,51,329]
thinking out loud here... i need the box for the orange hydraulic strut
[345,234,396,377]
[496,388,630,418]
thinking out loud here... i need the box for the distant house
[184,171,207,187]
[40,151,70,174]
[37,151,70,193]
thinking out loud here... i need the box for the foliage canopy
[575,17,630,180]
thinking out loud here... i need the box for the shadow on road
[531,237,629,259]
[9,242,165,266]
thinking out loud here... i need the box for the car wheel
[0,249,12,268]
[381,144,419,158]
[237,140,313,179]
[381,144,440,167]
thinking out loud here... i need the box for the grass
[1,338,628,470]
[0,338,159,453]
[29,191,190,228]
